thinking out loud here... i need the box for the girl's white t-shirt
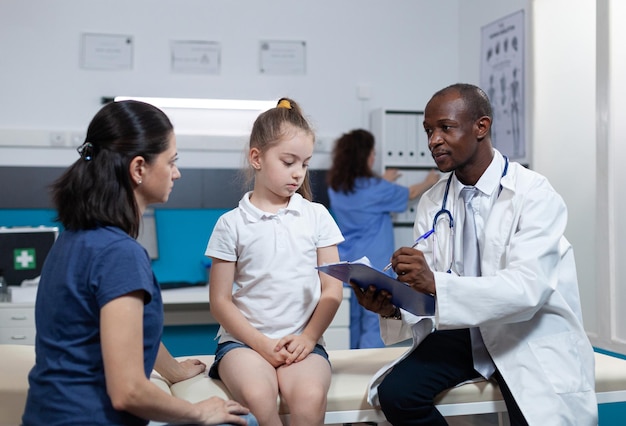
[206,192,344,344]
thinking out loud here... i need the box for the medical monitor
[0,226,58,286]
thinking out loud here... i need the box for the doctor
[351,83,597,425]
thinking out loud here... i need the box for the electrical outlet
[357,84,372,100]
[49,131,67,146]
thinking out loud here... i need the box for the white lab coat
[368,153,598,425]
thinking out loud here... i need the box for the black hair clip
[76,142,95,161]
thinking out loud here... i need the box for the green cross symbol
[14,248,36,270]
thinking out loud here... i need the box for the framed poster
[171,40,221,74]
[81,33,133,70]
[259,40,306,75]
[480,10,526,162]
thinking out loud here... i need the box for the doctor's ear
[475,116,492,140]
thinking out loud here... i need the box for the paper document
[317,257,435,316]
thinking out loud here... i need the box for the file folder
[317,260,435,316]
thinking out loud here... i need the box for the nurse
[351,84,597,425]
[326,129,438,349]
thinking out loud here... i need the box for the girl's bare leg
[219,348,283,426]
[277,353,331,426]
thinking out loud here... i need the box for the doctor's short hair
[51,100,174,238]
[433,83,493,123]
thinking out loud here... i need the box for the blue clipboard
[317,262,435,316]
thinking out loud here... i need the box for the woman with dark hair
[327,129,439,349]
[23,100,254,426]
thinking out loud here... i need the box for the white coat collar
[452,149,506,200]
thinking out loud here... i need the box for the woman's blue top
[22,226,163,426]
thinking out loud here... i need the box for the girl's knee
[239,385,279,409]
[287,385,327,409]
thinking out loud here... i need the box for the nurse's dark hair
[433,83,493,123]
[51,100,174,238]
[327,128,376,193]
[246,97,314,201]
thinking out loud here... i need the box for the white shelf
[370,108,438,245]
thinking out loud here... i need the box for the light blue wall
[162,324,219,357]
[0,209,58,230]
[0,208,227,284]
[150,209,228,284]
[599,403,626,426]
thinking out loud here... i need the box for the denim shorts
[208,341,330,380]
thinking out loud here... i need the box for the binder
[317,259,435,316]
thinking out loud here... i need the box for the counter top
[160,285,210,305]
[5,284,211,306]
[6,285,351,306]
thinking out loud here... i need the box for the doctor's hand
[391,247,436,295]
[348,282,397,317]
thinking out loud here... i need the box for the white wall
[0,0,460,169]
[532,0,599,341]
[592,0,626,353]
[608,0,626,349]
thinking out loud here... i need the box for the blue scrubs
[328,177,409,348]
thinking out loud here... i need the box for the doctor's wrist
[380,306,402,320]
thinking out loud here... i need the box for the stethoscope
[430,155,509,273]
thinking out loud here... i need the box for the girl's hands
[255,334,317,368]
[257,338,291,368]
[275,333,316,365]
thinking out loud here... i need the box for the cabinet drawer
[0,327,36,344]
[0,308,35,327]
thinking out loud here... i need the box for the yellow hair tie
[277,99,292,109]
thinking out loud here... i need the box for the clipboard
[317,260,435,316]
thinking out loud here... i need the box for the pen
[382,229,434,272]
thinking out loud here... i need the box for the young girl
[206,98,344,426]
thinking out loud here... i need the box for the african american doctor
[351,83,597,425]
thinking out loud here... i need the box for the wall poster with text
[480,10,526,163]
